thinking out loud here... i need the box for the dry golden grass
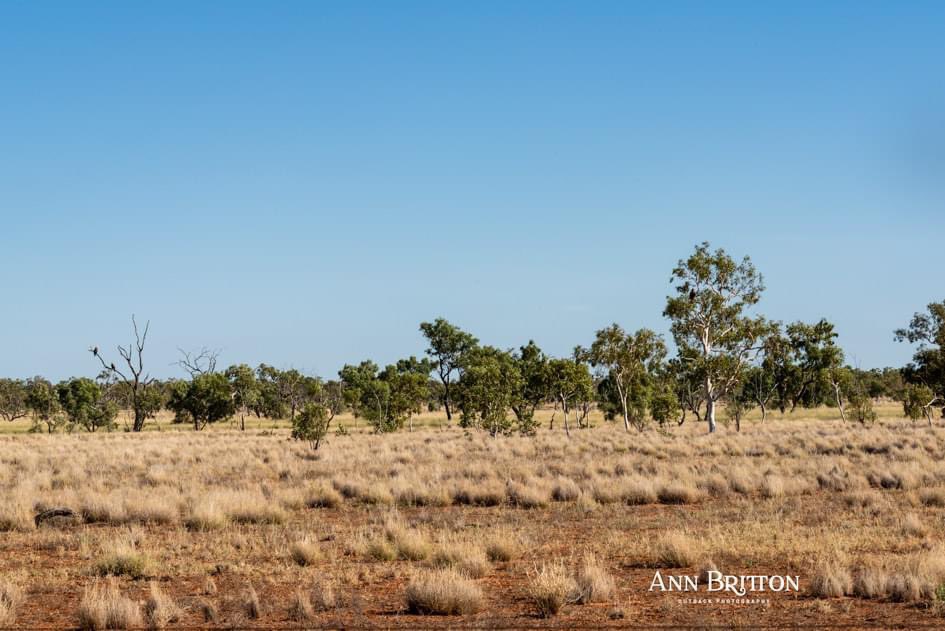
[78,580,142,630]
[405,568,483,615]
[4,402,945,626]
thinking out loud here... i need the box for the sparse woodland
[0,242,943,628]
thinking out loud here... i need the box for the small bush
[365,538,397,562]
[852,564,888,599]
[94,542,150,580]
[78,581,143,631]
[405,569,483,615]
[760,475,785,499]
[621,479,657,505]
[527,561,577,618]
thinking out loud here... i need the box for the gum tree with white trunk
[664,243,771,434]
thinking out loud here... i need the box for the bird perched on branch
[89,346,99,356]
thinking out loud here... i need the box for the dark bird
[110,362,116,371]
[688,289,696,301]
[89,346,99,356]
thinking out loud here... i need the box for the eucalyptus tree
[510,340,550,434]
[0,379,29,424]
[292,403,333,450]
[167,372,235,430]
[89,315,160,432]
[339,357,432,433]
[585,324,667,432]
[225,364,259,431]
[25,377,61,433]
[896,300,945,419]
[455,346,522,436]
[56,377,118,432]
[664,243,771,433]
[546,357,594,438]
[419,318,478,422]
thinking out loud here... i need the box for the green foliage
[901,384,939,425]
[456,346,522,436]
[25,377,62,433]
[225,364,259,430]
[663,242,772,433]
[896,300,945,417]
[510,340,550,434]
[420,318,478,420]
[291,402,332,449]
[546,357,594,436]
[56,377,118,432]
[339,357,433,432]
[254,364,289,419]
[0,378,29,423]
[585,324,667,431]
[167,372,236,430]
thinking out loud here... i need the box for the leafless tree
[90,315,157,432]
[176,347,220,377]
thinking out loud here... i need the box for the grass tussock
[78,581,143,631]
[653,532,698,568]
[527,561,577,618]
[0,577,23,627]
[431,541,491,578]
[810,557,852,598]
[405,569,483,615]
[573,555,616,604]
[143,582,182,630]
[290,540,322,566]
[94,540,151,580]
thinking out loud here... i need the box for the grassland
[2,403,945,629]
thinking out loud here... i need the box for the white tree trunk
[706,397,717,434]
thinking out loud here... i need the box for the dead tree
[90,315,156,432]
[176,347,220,377]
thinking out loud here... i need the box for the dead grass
[78,580,143,630]
[0,577,23,627]
[653,532,698,568]
[573,555,615,604]
[143,582,182,630]
[527,561,577,617]
[405,569,483,615]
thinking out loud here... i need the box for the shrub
[902,513,927,538]
[527,561,577,617]
[573,556,616,604]
[760,475,785,499]
[365,538,397,562]
[852,564,889,599]
[78,581,143,631]
[405,569,483,615]
[94,542,150,580]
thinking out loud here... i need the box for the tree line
[0,243,941,441]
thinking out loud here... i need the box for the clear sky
[1,2,943,380]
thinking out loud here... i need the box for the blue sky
[1,2,943,380]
